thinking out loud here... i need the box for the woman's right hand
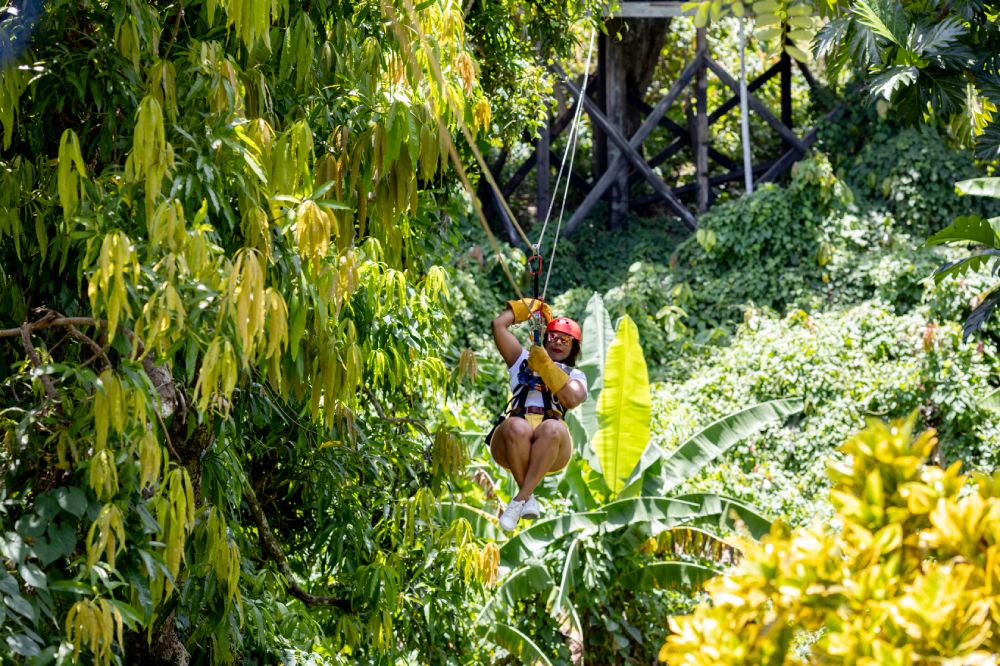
[506,298,552,324]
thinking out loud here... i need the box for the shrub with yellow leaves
[660,416,1000,665]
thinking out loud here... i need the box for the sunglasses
[546,332,574,345]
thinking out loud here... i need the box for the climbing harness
[484,356,568,448]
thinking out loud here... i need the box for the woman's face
[543,331,574,362]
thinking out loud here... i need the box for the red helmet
[546,317,582,342]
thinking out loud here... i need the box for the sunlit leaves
[88,232,140,341]
[660,417,1000,664]
[56,129,86,223]
[65,598,126,663]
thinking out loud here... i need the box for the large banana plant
[477,293,803,664]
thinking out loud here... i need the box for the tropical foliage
[661,416,1000,665]
[682,0,1000,158]
[0,0,600,662]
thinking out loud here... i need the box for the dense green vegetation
[0,0,998,664]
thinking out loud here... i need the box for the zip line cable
[535,27,596,272]
[541,27,595,302]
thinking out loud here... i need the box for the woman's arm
[491,308,523,367]
[555,379,587,410]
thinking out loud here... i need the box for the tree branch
[242,483,351,610]
[20,322,58,400]
[65,324,111,371]
[362,386,433,443]
[0,316,102,338]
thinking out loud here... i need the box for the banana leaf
[621,561,720,590]
[956,176,1000,199]
[549,537,585,665]
[980,387,1000,413]
[573,293,615,469]
[477,564,553,625]
[672,493,772,539]
[487,623,555,666]
[592,315,651,496]
[620,398,803,499]
[500,510,605,567]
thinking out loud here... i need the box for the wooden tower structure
[487,1,833,243]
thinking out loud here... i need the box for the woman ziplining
[487,298,588,532]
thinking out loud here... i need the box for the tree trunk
[607,17,672,142]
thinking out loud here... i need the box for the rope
[541,26,595,302]
[535,26,596,267]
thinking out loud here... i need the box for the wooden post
[536,118,550,224]
[594,31,608,182]
[695,27,709,213]
[605,25,628,229]
[779,50,793,154]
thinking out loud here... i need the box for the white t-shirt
[506,348,588,410]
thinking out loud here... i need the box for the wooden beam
[695,27,709,212]
[556,55,703,233]
[501,149,539,198]
[612,1,694,17]
[705,56,808,154]
[707,60,781,125]
[755,106,843,184]
[779,51,793,154]
[605,31,628,228]
[625,95,738,169]
[549,150,592,195]
[629,160,777,207]
[796,59,818,91]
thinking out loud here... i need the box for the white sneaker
[500,499,526,532]
[521,495,540,520]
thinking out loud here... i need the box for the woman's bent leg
[490,417,533,487]
[514,420,572,502]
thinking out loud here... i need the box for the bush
[651,301,1000,524]
[661,417,1000,665]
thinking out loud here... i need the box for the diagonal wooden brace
[705,56,808,155]
[556,55,703,233]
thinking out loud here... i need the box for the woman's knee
[500,417,533,443]
[532,419,568,443]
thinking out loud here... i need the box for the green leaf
[54,487,88,518]
[437,502,500,541]
[488,623,555,666]
[5,633,41,658]
[924,215,998,248]
[867,66,918,101]
[981,387,1000,414]
[578,293,614,397]
[592,316,651,496]
[852,0,909,45]
[621,398,803,498]
[622,561,720,590]
[18,562,47,590]
[500,510,605,567]
[955,177,1000,199]
[576,292,615,467]
[931,251,1000,283]
[477,564,553,625]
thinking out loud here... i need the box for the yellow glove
[527,345,569,394]
[506,299,552,324]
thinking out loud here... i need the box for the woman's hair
[563,340,581,367]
